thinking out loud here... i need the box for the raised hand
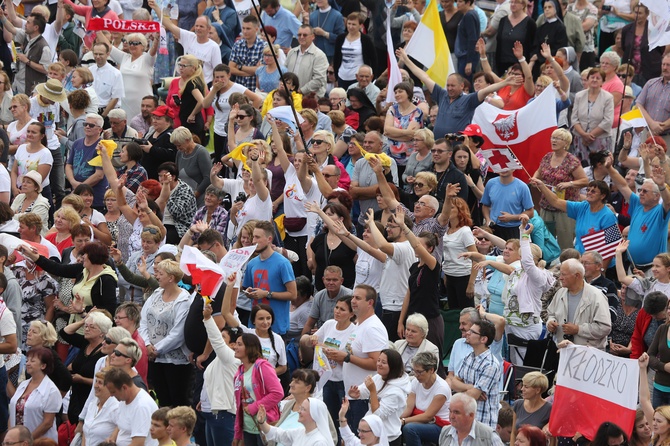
[109,247,122,264]
[367,154,382,173]
[211,163,223,176]
[446,183,461,197]
[338,398,350,421]
[476,37,486,57]
[512,41,524,60]
[540,42,552,60]
[304,201,321,214]
[615,239,630,254]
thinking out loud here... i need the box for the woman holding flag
[529,177,617,265]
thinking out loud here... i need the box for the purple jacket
[234,358,284,439]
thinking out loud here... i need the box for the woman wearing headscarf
[532,0,568,77]
[255,398,332,446]
[347,88,377,132]
[339,400,389,446]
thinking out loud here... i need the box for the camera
[132,137,148,145]
[234,192,247,203]
[445,133,465,142]
[221,193,232,211]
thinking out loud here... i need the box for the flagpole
[248,0,309,153]
[504,144,533,180]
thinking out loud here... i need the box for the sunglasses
[83,122,98,128]
[327,70,335,74]
[103,336,115,344]
[312,139,325,145]
[431,149,448,154]
[236,114,249,119]
[414,182,426,188]
[8,105,18,110]
[142,227,159,235]
[112,349,131,359]
[323,173,339,178]
[128,41,143,46]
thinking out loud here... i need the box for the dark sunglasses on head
[142,227,159,235]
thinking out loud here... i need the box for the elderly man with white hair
[546,258,612,349]
[605,160,670,271]
[103,108,139,142]
[438,393,503,446]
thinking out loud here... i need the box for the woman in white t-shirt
[10,123,53,198]
[399,352,451,446]
[442,196,477,310]
[7,94,37,170]
[309,295,357,437]
[73,184,113,246]
[229,144,273,240]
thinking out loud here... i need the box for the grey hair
[205,185,225,201]
[582,250,603,265]
[411,351,438,371]
[423,195,439,213]
[86,311,113,335]
[107,108,127,121]
[106,326,131,343]
[132,8,151,20]
[117,337,142,366]
[600,51,621,68]
[451,393,477,415]
[85,113,104,128]
[643,178,660,194]
[357,65,373,76]
[170,126,194,145]
[563,258,585,276]
[460,307,480,324]
[406,313,429,336]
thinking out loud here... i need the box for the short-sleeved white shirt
[283,164,322,237]
[179,30,222,85]
[10,375,62,441]
[82,396,120,446]
[0,164,11,196]
[0,304,16,368]
[342,315,389,391]
[412,375,451,419]
[116,389,159,446]
[13,144,53,188]
[315,319,357,381]
[379,240,415,311]
[90,63,125,108]
[241,325,287,367]
[442,226,476,276]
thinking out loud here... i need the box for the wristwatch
[344,352,351,363]
[266,291,273,300]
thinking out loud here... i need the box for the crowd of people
[0,0,665,445]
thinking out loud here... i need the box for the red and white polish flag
[472,85,558,182]
[180,246,225,300]
[549,344,639,440]
[480,148,523,173]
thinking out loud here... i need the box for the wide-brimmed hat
[35,79,67,103]
[20,171,43,193]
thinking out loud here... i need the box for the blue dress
[255,65,285,93]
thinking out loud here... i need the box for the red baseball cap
[459,124,483,137]
[152,105,174,119]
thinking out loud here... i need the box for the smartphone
[601,5,612,11]
[172,94,181,106]
[524,224,531,231]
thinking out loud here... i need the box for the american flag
[581,224,622,260]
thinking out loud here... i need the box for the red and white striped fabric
[180,246,225,299]
[472,85,558,182]
[549,344,639,440]
[580,224,622,261]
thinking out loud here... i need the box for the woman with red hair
[515,425,546,446]
[441,188,478,310]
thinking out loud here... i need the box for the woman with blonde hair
[311,129,350,190]
[256,44,285,94]
[511,371,551,442]
[532,128,588,250]
[7,93,37,162]
[167,55,206,141]
[139,259,193,407]
[45,207,80,253]
[402,129,434,193]
[98,31,158,121]
[22,320,72,395]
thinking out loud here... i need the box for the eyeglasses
[467,329,481,336]
[142,227,159,235]
[313,139,325,145]
[323,173,340,178]
[358,429,372,434]
[385,224,399,229]
[410,138,424,143]
[263,53,273,57]
[114,315,128,321]
[297,33,311,37]
[83,122,98,128]
[84,324,99,331]
[103,336,115,344]
[178,63,192,69]
[412,368,428,375]
[9,105,19,110]
[128,41,143,46]
[112,349,131,359]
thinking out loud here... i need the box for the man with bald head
[4,426,33,446]
[346,65,380,104]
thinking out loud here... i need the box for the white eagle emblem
[492,113,518,141]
